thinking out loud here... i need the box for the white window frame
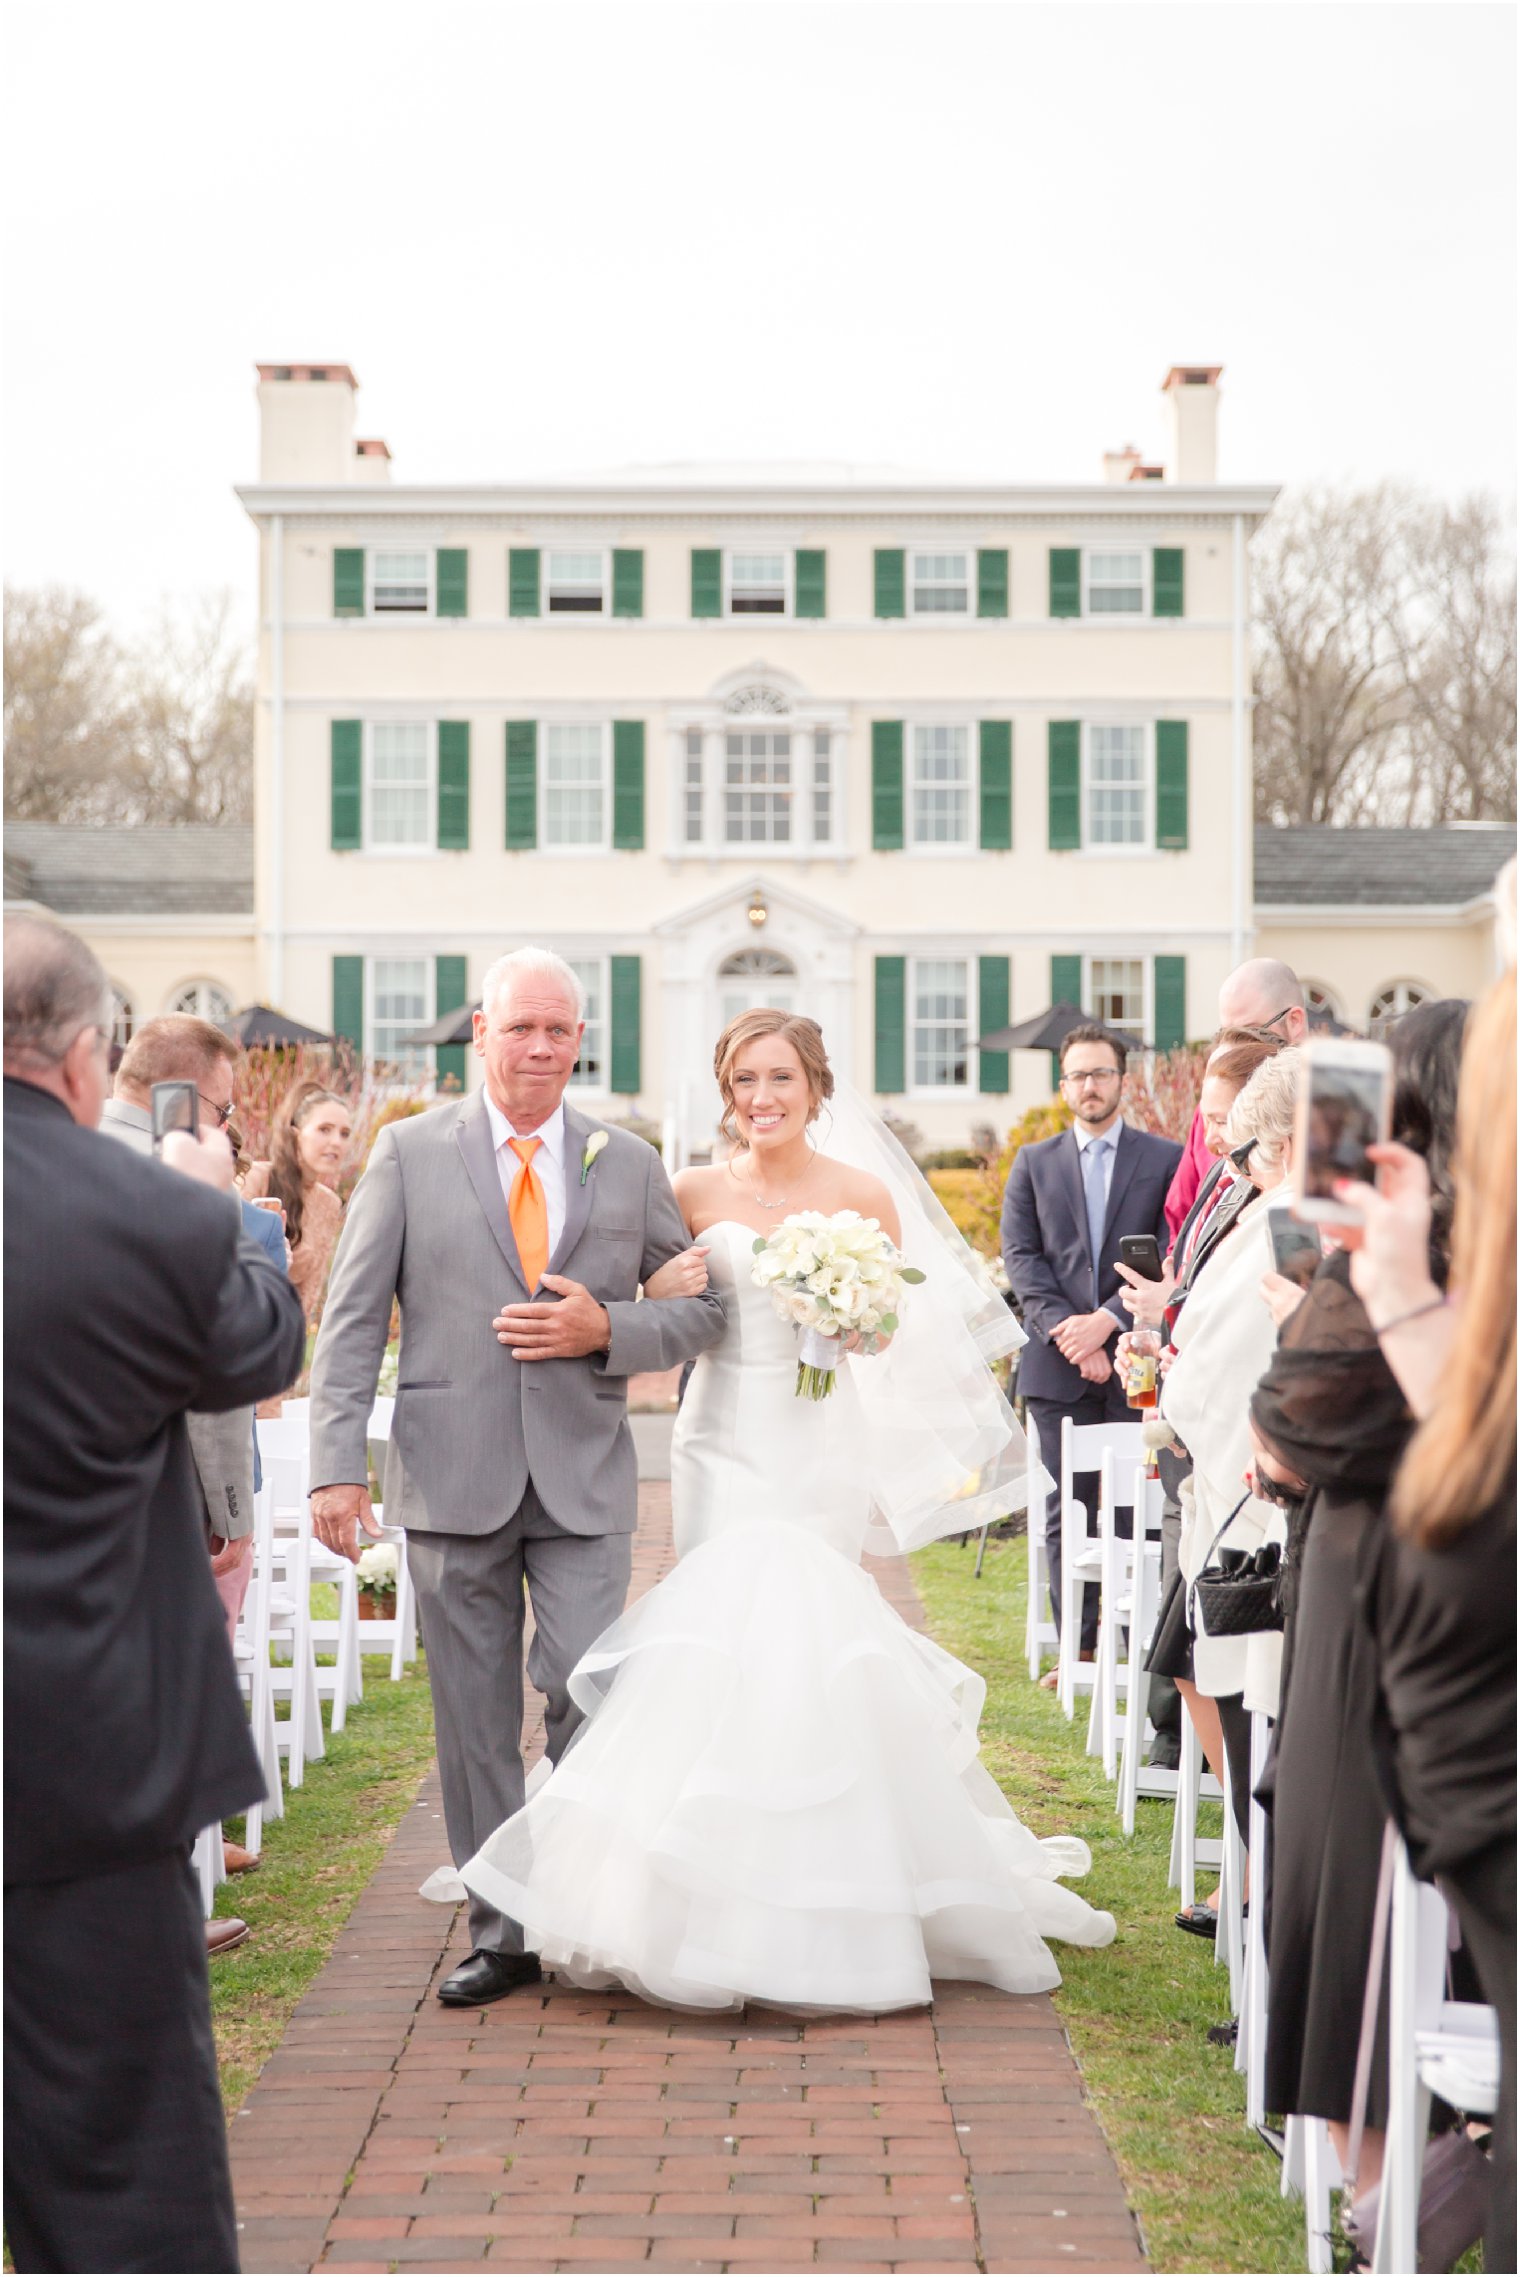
[724,549,792,620]
[908,954,974,1096]
[1368,978,1435,1037]
[544,547,610,616]
[1082,547,1149,618]
[539,721,613,854]
[164,978,235,1023]
[362,721,437,855]
[907,547,972,620]
[1304,980,1342,1024]
[366,955,435,1077]
[1081,722,1155,854]
[722,722,796,846]
[367,548,434,618]
[669,715,847,857]
[564,954,610,1092]
[907,721,975,853]
[1083,955,1151,1039]
[109,985,135,1048]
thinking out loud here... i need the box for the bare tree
[3,587,128,822]
[122,592,254,825]
[1398,494,1517,822]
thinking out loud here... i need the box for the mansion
[9,365,1512,1156]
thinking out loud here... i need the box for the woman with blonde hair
[243,1080,353,1328]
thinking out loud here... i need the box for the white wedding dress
[460,1219,1116,2013]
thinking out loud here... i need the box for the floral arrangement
[751,1210,925,1401]
[355,1541,400,1599]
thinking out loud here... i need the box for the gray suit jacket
[99,1097,264,1540]
[309,1092,725,1536]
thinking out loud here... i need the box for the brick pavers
[231,1485,1146,2275]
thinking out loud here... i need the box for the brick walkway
[230,1487,1146,2276]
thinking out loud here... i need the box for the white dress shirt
[484,1096,568,1265]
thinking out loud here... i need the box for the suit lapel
[1057,1129,1093,1279]
[454,1091,529,1294]
[549,1103,599,1276]
[1102,1122,1143,1248]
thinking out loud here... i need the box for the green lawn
[210,1647,437,2112]
[913,1534,1306,2277]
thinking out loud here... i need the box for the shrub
[921,1147,984,1171]
[1121,1042,1210,1144]
[230,1043,448,1199]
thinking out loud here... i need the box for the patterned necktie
[507,1137,548,1292]
[1083,1135,1111,1303]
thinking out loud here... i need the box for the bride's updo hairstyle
[715,1010,834,1145]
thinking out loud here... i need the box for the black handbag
[1190,1494,1284,1637]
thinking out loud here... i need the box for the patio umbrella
[398,1002,480,1047]
[1307,1006,1358,1038]
[221,1004,334,1048]
[975,1000,1145,1054]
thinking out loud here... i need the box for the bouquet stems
[796,1325,841,1402]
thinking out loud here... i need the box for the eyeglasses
[198,1093,234,1127]
[1229,1137,1258,1170]
[1245,1008,1296,1041]
[1062,1068,1122,1088]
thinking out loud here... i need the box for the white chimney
[1102,444,1143,486]
[1162,365,1222,484]
[256,363,359,482]
[352,437,392,485]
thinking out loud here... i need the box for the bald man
[1164,959,1309,1239]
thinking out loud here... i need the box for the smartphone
[1291,1038,1393,1224]
[150,1080,199,1154]
[1265,1198,1323,1290]
[1118,1234,1165,1283]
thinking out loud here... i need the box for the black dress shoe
[1147,1735,1181,1770]
[1174,1903,1219,1939]
[437,1949,543,2006]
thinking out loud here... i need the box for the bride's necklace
[736,1146,815,1213]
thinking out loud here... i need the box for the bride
[461,1010,1116,2011]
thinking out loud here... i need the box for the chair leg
[1244,1717,1271,2130]
[1303,2119,1342,2275]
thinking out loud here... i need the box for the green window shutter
[1047,721,1081,850]
[871,722,905,850]
[873,548,906,619]
[611,549,644,618]
[1049,547,1081,618]
[794,549,826,619]
[1154,956,1187,1051]
[1049,952,1083,1087]
[977,548,1009,618]
[505,722,538,849]
[332,955,364,1052]
[437,721,470,850]
[333,548,365,617]
[690,548,722,619]
[1155,720,1189,850]
[609,955,641,1094]
[435,548,468,618]
[978,721,1012,850]
[612,721,645,851]
[508,548,541,617]
[330,720,362,850]
[435,955,468,1091]
[874,957,906,1093]
[1152,547,1185,619]
[978,956,1011,1094]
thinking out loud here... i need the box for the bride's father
[310,947,724,2005]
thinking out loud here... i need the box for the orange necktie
[507,1137,549,1292]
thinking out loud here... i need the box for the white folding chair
[1168,1706,1225,1902]
[232,1482,285,1854]
[1217,1763,1247,2013]
[1086,1459,1162,1779]
[191,1821,225,1917]
[1022,1411,1058,1679]
[260,1413,363,1733]
[258,1446,326,1784]
[1241,1711,1272,2129]
[1116,1471,1181,1831]
[1281,2114,1344,2276]
[1056,1419,1145,1719]
[1372,1835,1500,2274]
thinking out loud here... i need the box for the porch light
[747,890,768,930]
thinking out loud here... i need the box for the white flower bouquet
[355,1541,400,1598]
[752,1209,926,1401]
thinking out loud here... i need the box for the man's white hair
[479,946,586,1022]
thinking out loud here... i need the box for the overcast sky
[3,0,1514,635]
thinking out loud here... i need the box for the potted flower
[355,1540,399,1619]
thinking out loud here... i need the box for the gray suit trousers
[405,1489,632,1954]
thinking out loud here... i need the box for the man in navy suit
[1001,1024,1182,1663]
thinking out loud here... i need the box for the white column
[1231,511,1248,968]
[269,512,285,1007]
[703,725,725,852]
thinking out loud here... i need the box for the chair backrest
[1394,1840,1458,2034]
[257,1414,310,1467]
[265,1447,311,1528]
[368,1394,395,1440]
[1134,1467,1166,1538]
[1061,1419,1146,1511]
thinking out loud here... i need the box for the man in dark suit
[1001,1023,1182,1667]
[3,915,306,2274]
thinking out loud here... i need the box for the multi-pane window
[565,957,606,1088]
[546,551,605,613]
[729,554,787,614]
[369,958,431,1073]
[543,724,607,847]
[683,728,705,844]
[910,724,972,845]
[1369,980,1432,1038]
[371,551,429,612]
[718,948,797,1031]
[110,987,135,1047]
[167,979,233,1023]
[812,729,834,844]
[1304,981,1342,1025]
[1086,724,1147,847]
[724,730,792,842]
[1085,551,1144,614]
[911,552,969,614]
[1088,959,1146,1031]
[911,958,971,1089]
[368,722,432,848]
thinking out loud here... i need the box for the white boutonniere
[580,1129,609,1186]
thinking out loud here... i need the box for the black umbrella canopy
[1307,1006,1358,1038]
[221,1004,335,1048]
[399,1002,480,1047]
[976,1000,1145,1054]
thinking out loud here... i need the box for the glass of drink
[1125,1328,1161,1410]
